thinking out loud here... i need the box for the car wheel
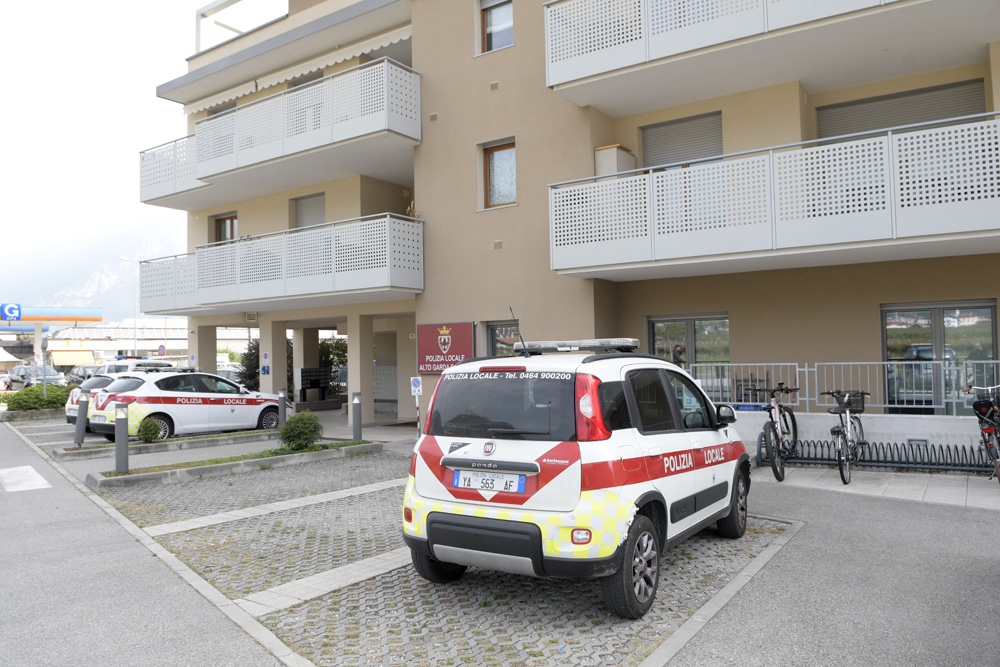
[103,434,115,442]
[257,407,280,430]
[601,514,660,619]
[143,415,173,440]
[717,468,748,538]
[410,549,467,583]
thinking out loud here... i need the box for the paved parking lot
[9,417,788,667]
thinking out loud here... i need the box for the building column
[187,325,217,372]
[347,313,375,426]
[259,319,288,395]
[396,315,417,421]
[292,328,320,401]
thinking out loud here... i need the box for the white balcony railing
[139,58,421,201]
[545,0,901,86]
[550,113,1000,271]
[140,214,423,312]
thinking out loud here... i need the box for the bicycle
[752,383,799,482]
[961,383,1000,488]
[821,390,869,485]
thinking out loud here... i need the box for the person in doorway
[672,345,685,366]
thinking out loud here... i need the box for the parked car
[215,368,240,383]
[88,369,290,441]
[402,338,749,619]
[65,374,119,429]
[0,369,10,391]
[93,359,175,375]
[7,365,68,390]
[67,365,99,385]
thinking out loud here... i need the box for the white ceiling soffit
[257,25,411,91]
[184,80,258,115]
[183,26,411,114]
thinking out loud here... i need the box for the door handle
[649,447,661,457]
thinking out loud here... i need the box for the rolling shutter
[642,112,723,168]
[817,80,985,139]
[294,193,326,228]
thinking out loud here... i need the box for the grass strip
[101,441,370,477]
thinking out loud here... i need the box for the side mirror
[717,405,737,425]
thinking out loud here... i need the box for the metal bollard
[278,388,287,427]
[115,403,129,475]
[73,391,89,448]
[352,392,362,442]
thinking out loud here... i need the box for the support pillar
[396,316,417,421]
[347,313,375,426]
[292,328,320,400]
[32,323,43,368]
[187,325,217,372]
[259,319,288,395]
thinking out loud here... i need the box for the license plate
[67,408,77,416]
[452,470,525,494]
[92,416,107,423]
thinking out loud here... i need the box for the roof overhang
[157,0,411,106]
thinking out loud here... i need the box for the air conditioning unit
[245,312,258,323]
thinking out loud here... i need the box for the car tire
[257,407,280,430]
[103,434,115,442]
[717,468,748,538]
[601,514,660,619]
[143,415,173,440]
[410,549,467,583]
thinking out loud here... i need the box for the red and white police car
[402,339,749,618]
[88,369,290,440]
[65,373,119,428]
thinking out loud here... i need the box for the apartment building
[139,0,1000,422]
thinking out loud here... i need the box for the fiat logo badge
[483,442,496,456]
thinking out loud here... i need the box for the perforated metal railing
[545,0,905,86]
[549,112,1000,271]
[139,214,423,312]
[139,135,200,201]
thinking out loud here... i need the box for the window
[293,193,325,228]
[487,321,520,356]
[215,214,238,243]
[200,375,241,394]
[650,315,729,367]
[482,0,513,53]
[665,372,713,430]
[484,142,516,208]
[641,112,722,169]
[627,369,677,433]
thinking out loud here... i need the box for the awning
[51,351,95,366]
[183,25,411,114]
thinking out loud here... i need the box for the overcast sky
[3,1,281,325]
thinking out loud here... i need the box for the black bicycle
[961,383,1000,488]
[752,383,799,481]
[822,390,868,485]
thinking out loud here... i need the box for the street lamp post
[120,257,138,356]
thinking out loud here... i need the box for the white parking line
[234,547,413,617]
[144,478,408,536]
[0,466,53,492]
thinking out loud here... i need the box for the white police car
[402,339,749,618]
[65,373,118,428]
[88,369,290,440]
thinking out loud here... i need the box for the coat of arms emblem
[438,325,452,354]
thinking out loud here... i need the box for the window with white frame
[481,0,513,53]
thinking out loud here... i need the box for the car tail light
[118,396,137,405]
[571,529,592,545]
[403,507,413,523]
[423,376,444,434]
[409,452,417,477]
[575,373,610,441]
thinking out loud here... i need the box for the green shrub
[278,410,324,451]
[5,385,74,411]
[138,418,162,443]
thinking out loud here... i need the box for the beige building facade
[140,0,1000,423]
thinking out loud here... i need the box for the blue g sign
[1,303,21,321]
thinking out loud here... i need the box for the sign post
[411,377,423,437]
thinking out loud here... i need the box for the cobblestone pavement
[11,420,786,667]
[102,451,411,526]
[261,519,785,667]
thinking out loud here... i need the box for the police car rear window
[427,372,575,441]
[104,378,145,393]
[79,376,114,391]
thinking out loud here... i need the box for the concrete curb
[52,431,281,461]
[84,442,383,491]
[0,408,65,422]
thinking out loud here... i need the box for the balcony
[140,59,421,210]
[549,114,1000,280]
[140,214,423,315]
[544,0,1000,117]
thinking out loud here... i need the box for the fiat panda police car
[402,338,749,619]
[88,369,289,441]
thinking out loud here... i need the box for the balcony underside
[555,231,1000,282]
[552,0,1000,118]
[145,287,418,317]
[145,130,416,211]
